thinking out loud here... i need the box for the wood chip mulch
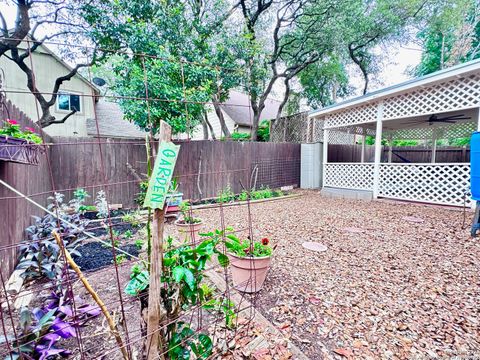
[195,190,480,360]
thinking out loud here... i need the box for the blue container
[471,132,480,200]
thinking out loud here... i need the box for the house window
[57,93,81,112]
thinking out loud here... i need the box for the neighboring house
[86,101,148,139]
[0,40,99,137]
[0,40,147,139]
[190,90,282,139]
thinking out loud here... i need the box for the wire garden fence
[0,39,299,359]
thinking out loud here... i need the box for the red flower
[25,127,36,133]
[6,119,18,125]
[261,238,269,246]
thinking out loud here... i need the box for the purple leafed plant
[1,281,101,359]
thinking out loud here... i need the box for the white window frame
[56,92,83,114]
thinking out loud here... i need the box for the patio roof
[309,58,480,119]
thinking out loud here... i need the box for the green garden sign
[143,141,180,209]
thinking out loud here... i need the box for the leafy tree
[299,55,353,108]
[82,0,241,137]
[414,0,479,76]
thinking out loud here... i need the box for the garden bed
[193,189,480,359]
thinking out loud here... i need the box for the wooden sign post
[144,121,180,360]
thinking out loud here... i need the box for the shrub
[217,185,235,203]
[231,132,250,141]
[17,194,88,281]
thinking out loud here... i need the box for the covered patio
[310,59,480,207]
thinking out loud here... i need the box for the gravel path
[195,190,480,359]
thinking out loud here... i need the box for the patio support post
[476,107,480,131]
[387,134,393,163]
[431,129,437,163]
[361,128,366,163]
[323,128,329,188]
[373,102,384,198]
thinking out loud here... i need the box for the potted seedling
[165,177,183,207]
[175,201,203,242]
[224,234,273,293]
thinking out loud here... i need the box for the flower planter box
[0,135,44,165]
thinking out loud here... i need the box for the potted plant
[0,119,44,165]
[175,201,203,242]
[224,235,273,293]
[165,177,183,207]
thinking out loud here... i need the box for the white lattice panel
[324,103,378,129]
[383,74,480,120]
[378,164,471,207]
[384,121,477,140]
[324,163,374,190]
[327,130,356,145]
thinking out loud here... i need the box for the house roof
[309,58,480,118]
[86,101,149,139]
[220,90,281,127]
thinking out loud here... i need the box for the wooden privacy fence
[49,139,301,205]
[0,138,300,275]
[328,144,470,163]
[0,96,53,276]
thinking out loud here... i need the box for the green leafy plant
[256,120,270,142]
[124,232,231,359]
[237,190,249,202]
[71,188,90,214]
[135,180,149,206]
[125,263,149,296]
[217,185,235,203]
[272,189,284,197]
[168,322,213,360]
[0,119,43,144]
[122,210,143,227]
[135,239,144,250]
[123,230,133,239]
[178,201,201,225]
[114,254,127,265]
[251,186,273,200]
[231,132,251,141]
[224,234,272,258]
[203,296,237,329]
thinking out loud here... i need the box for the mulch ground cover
[194,190,480,359]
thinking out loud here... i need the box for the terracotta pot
[227,253,272,293]
[174,219,203,242]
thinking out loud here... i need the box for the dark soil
[73,242,140,271]
[84,218,141,237]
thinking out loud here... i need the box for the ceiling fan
[409,113,472,126]
[426,113,471,124]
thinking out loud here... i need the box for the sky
[1,2,423,100]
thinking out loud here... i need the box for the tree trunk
[212,94,230,138]
[203,111,216,139]
[202,117,208,139]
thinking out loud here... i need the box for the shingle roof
[220,90,281,127]
[87,101,148,139]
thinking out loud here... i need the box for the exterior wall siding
[0,50,96,136]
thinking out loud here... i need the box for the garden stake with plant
[52,231,129,360]
[142,121,180,360]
